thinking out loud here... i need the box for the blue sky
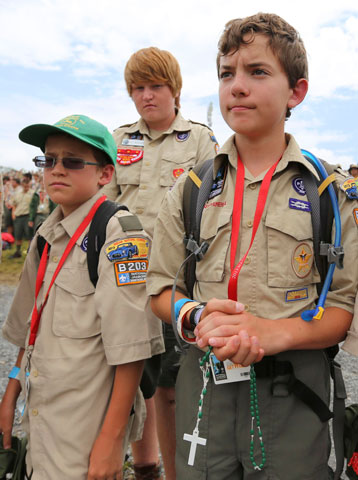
[0,0,357,171]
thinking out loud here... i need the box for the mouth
[143,104,156,109]
[229,105,253,112]
[49,182,69,187]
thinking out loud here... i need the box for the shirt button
[249,184,257,190]
[136,208,144,214]
[140,185,147,190]
[145,161,150,166]
[53,256,59,263]
[32,370,38,378]
[32,408,38,416]
[244,256,251,265]
[244,304,250,312]
[247,220,253,228]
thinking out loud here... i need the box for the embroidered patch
[292,243,313,278]
[289,198,311,212]
[208,164,226,200]
[353,208,358,226]
[340,178,358,200]
[117,148,143,165]
[215,143,220,154]
[122,138,144,147]
[209,132,218,144]
[285,288,309,302]
[105,237,149,262]
[176,132,190,142]
[114,259,148,286]
[81,235,88,252]
[173,168,185,179]
[204,201,227,209]
[292,177,306,196]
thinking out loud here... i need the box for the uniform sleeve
[324,183,358,313]
[95,211,164,365]
[194,125,219,164]
[342,292,358,355]
[2,238,39,347]
[146,174,188,297]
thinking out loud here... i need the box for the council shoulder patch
[353,208,358,227]
[292,242,313,278]
[340,178,358,200]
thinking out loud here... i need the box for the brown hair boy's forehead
[217,12,308,88]
[124,47,182,108]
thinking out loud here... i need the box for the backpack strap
[87,200,129,287]
[183,159,214,298]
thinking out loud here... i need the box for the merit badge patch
[105,237,149,263]
[353,208,358,226]
[176,131,190,142]
[208,164,226,200]
[292,243,313,278]
[173,168,185,179]
[117,148,143,166]
[289,198,311,212]
[292,177,306,196]
[285,288,309,302]
[340,178,358,200]
[80,235,88,252]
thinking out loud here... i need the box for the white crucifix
[183,428,207,466]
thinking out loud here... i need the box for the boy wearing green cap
[0,114,163,480]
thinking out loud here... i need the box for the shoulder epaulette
[187,119,212,130]
[117,212,143,232]
[114,122,136,132]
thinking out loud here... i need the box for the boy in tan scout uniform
[147,13,358,479]
[0,114,163,480]
[103,47,218,479]
[10,177,34,258]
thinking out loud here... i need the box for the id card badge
[209,353,250,384]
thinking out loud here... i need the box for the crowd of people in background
[1,170,55,256]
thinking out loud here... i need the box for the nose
[142,86,154,101]
[231,73,250,97]
[51,158,67,175]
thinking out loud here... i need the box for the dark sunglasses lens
[62,158,85,169]
[33,156,53,168]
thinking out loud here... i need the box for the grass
[0,240,29,285]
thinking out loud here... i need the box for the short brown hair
[217,13,308,118]
[124,47,182,108]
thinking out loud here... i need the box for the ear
[98,164,115,186]
[288,78,309,109]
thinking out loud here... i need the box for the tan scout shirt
[147,134,358,322]
[12,188,34,216]
[3,190,164,480]
[102,110,218,237]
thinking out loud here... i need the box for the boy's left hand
[87,431,123,480]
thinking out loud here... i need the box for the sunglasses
[32,155,98,170]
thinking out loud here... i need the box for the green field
[0,241,29,285]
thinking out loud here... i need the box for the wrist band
[8,366,20,380]
[174,298,193,322]
[189,303,207,330]
[177,301,200,343]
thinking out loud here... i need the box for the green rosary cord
[249,365,266,470]
[198,348,266,471]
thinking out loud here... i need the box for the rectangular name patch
[289,198,311,212]
[285,288,309,302]
[114,259,148,286]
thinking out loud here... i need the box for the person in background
[103,46,218,480]
[348,163,358,180]
[28,185,56,232]
[10,177,33,258]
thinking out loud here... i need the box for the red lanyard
[228,155,280,301]
[28,195,106,347]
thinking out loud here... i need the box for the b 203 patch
[114,259,148,287]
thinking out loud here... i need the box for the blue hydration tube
[300,149,343,322]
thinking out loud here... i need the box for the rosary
[183,346,267,470]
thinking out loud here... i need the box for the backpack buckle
[320,243,344,269]
[184,235,209,261]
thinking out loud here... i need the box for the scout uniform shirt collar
[124,110,193,138]
[212,133,320,181]
[38,190,104,245]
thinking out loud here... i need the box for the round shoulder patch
[292,177,306,196]
[176,132,190,142]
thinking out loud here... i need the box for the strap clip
[320,242,344,269]
[183,235,209,261]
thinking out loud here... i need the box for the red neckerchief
[28,195,106,346]
[228,155,280,301]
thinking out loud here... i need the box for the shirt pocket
[265,208,320,288]
[52,268,99,338]
[117,159,142,186]
[160,151,197,187]
[195,205,232,283]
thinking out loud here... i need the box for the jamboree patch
[117,148,143,165]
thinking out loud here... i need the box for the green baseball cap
[19,114,117,165]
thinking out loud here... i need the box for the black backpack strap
[183,159,214,298]
[87,200,129,287]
